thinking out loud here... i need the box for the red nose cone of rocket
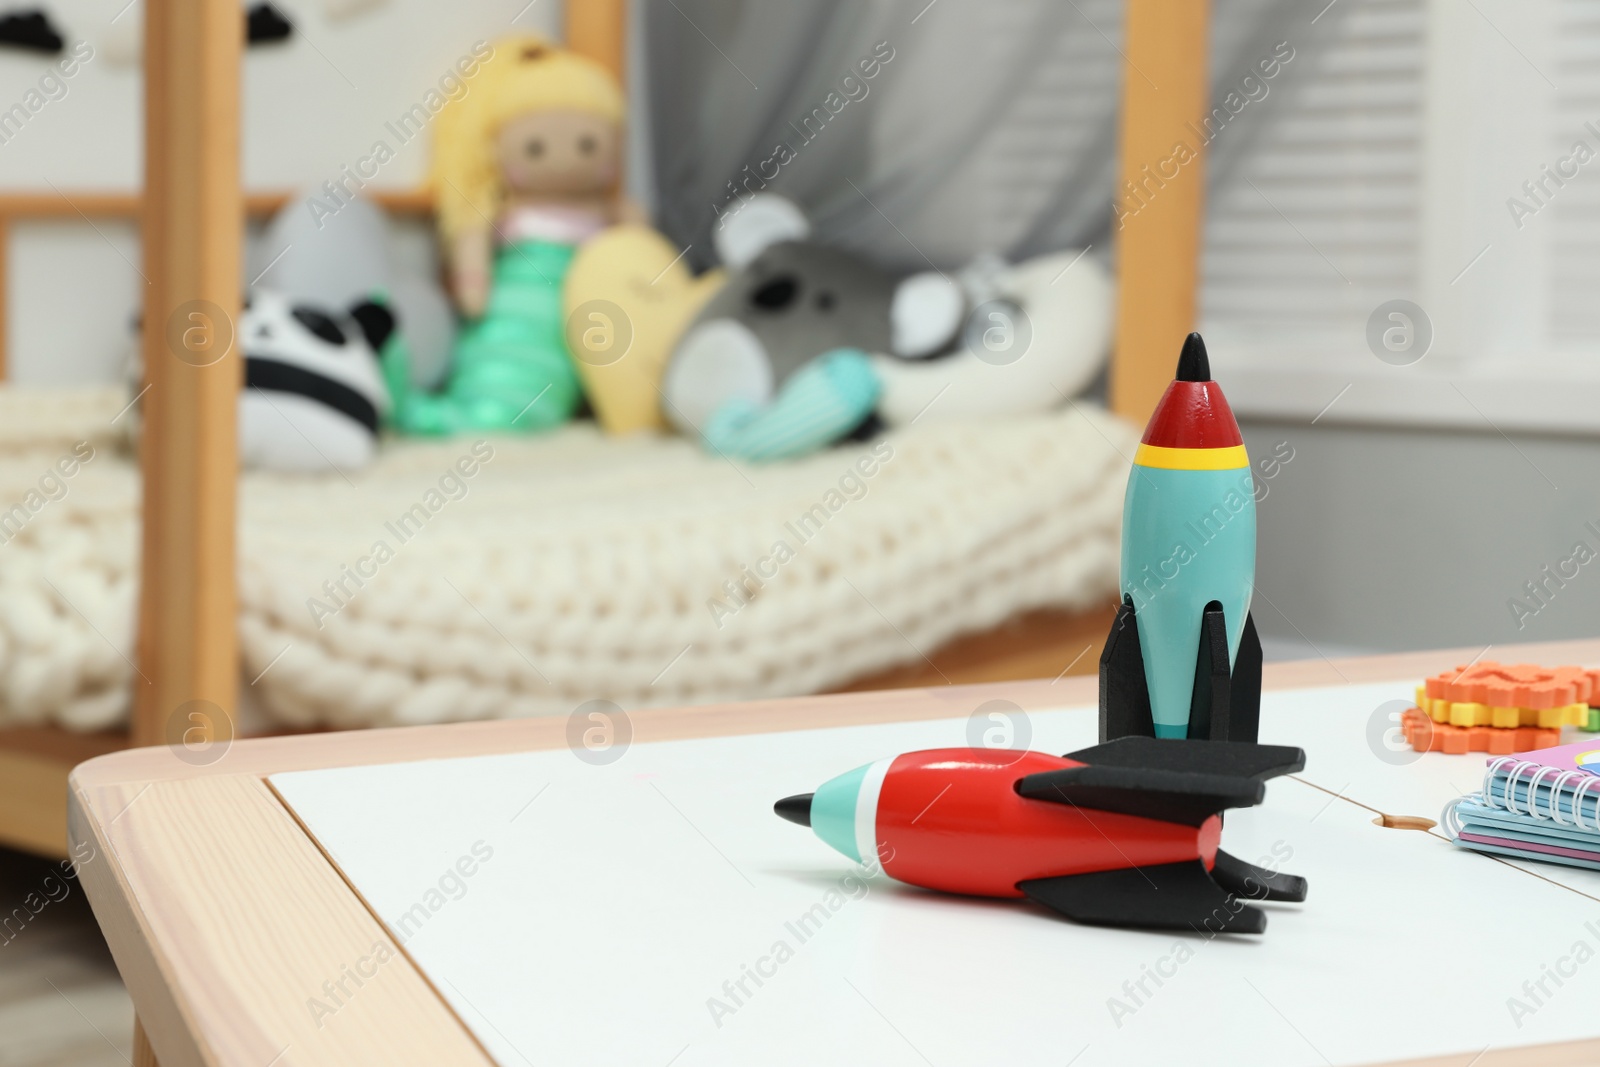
[1141,334,1243,450]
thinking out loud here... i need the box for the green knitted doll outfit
[396,239,581,435]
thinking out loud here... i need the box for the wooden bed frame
[0,0,1209,860]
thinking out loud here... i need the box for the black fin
[1063,735,1305,782]
[1187,602,1232,741]
[1211,849,1307,903]
[1016,764,1263,827]
[1176,332,1210,382]
[1018,860,1264,934]
[1229,611,1263,743]
[1098,596,1154,743]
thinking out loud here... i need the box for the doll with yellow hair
[395,35,627,434]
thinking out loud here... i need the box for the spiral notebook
[1446,741,1600,870]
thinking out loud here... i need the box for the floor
[0,847,132,1067]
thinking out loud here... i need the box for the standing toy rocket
[774,736,1307,933]
[1102,333,1264,743]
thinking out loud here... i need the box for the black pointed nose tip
[774,793,813,827]
[1176,332,1211,382]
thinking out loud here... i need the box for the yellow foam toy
[562,226,724,434]
[1413,686,1588,729]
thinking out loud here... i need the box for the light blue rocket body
[1121,465,1256,737]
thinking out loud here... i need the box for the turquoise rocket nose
[810,762,870,863]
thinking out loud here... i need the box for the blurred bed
[0,386,1130,732]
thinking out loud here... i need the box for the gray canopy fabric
[639,0,1347,273]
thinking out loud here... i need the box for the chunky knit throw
[0,387,1132,731]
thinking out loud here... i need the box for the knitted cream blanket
[0,388,1133,731]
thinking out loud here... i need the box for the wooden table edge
[69,637,1600,1067]
[68,793,222,1067]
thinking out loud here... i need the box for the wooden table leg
[133,1017,160,1067]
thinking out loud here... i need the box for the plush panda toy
[238,289,394,472]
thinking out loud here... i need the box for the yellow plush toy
[562,227,724,434]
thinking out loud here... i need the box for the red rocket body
[776,735,1308,934]
[874,748,1221,898]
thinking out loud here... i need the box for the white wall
[0,0,563,384]
[1242,418,1600,658]
[7,218,139,384]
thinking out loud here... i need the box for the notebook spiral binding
[1443,757,1600,839]
[1441,796,1466,838]
[1490,757,1600,826]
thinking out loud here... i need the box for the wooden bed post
[1111,0,1210,425]
[132,0,242,748]
[566,0,628,87]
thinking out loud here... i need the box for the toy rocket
[775,736,1307,934]
[1102,332,1263,743]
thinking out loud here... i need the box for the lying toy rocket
[1103,332,1263,743]
[775,736,1307,934]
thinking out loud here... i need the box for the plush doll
[394,34,627,436]
[662,196,891,461]
[125,288,393,471]
[871,249,1114,427]
[561,225,726,435]
[238,290,394,472]
[661,194,1113,462]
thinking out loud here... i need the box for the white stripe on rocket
[855,757,893,869]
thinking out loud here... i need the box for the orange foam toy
[1400,707,1560,756]
[1423,662,1596,710]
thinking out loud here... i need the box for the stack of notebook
[1446,740,1600,871]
